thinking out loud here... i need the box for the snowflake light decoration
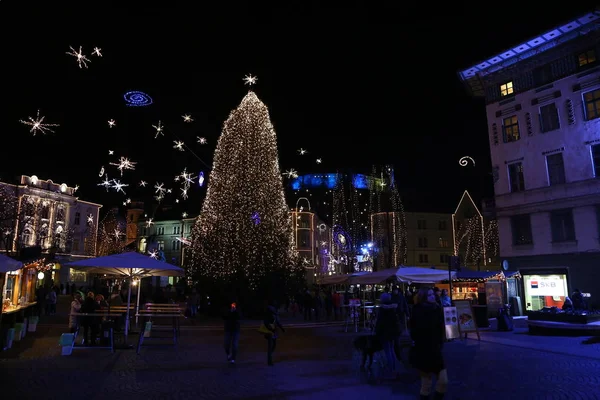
[92,47,102,57]
[66,46,91,68]
[145,218,154,228]
[108,150,114,155]
[148,249,158,259]
[109,156,136,176]
[154,182,166,200]
[153,121,164,138]
[111,179,128,194]
[139,180,147,187]
[108,119,116,128]
[173,141,185,151]
[19,110,60,136]
[182,114,193,122]
[243,74,258,86]
[298,148,307,155]
[197,137,207,144]
[98,176,112,191]
[316,158,322,164]
[87,214,94,224]
[283,169,299,179]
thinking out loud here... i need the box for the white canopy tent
[351,266,455,285]
[319,272,369,285]
[0,253,23,273]
[67,252,184,342]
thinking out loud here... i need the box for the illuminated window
[508,162,525,192]
[578,49,596,67]
[584,89,600,121]
[502,115,520,143]
[546,153,566,186]
[438,238,449,248]
[500,81,513,96]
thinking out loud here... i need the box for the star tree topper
[243,74,257,86]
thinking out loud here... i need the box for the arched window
[22,229,31,246]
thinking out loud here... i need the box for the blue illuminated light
[124,91,153,107]
[289,173,372,190]
[198,171,205,187]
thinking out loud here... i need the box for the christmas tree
[186,88,300,302]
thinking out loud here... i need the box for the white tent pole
[125,271,133,342]
[135,278,142,328]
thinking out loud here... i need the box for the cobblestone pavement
[2,324,600,400]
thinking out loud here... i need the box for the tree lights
[185,90,300,298]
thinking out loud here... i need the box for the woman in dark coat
[409,287,448,400]
[264,300,285,366]
[375,292,401,375]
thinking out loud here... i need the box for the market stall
[449,270,506,321]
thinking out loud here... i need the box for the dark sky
[2,3,595,216]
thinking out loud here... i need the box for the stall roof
[453,270,504,282]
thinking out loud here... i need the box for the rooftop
[458,11,600,88]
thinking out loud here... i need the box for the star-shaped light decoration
[92,47,102,57]
[243,74,257,86]
[197,137,207,145]
[182,212,188,218]
[173,141,185,151]
[111,179,128,194]
[148,249,158,259]
[145,218,154,228]
[152,121,164,138]
[19,110,60,136]
[316,158,322,164]
[182,114,193,123]
[298,148,307,155]
[139,180,147,187]
[87,214,94,224]
[98,176,112,191]
[109,156,137,176]
[154,182,166,199]
[66,46,91,68]
[283,169,299,179]
[108,150,114,155]
[108,119,116,128]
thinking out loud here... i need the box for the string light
[186,89,301,293]
[95,209,125,256]
[124,91,153,107]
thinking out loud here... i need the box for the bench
[65,312,125,354]
[135,311,183,354]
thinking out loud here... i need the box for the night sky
[2,3,595,216]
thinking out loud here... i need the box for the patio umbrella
[66,252,184,342]
[0,253,23,273]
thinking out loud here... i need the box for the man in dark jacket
[375,293,401,377]
[223,301,241,363]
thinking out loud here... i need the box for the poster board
[443,306,460,340]
[454,300,480,340]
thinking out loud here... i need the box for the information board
[454,299,480,340]
[443,306,460,340]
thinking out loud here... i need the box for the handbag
[257,323,274,335]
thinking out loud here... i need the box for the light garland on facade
[186,90,300,291]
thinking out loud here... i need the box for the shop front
[521,270,569,312]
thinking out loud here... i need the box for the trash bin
[59,333,75,356]
[13,323,24,341]
[5,328,15,349]
[497,305,514,332]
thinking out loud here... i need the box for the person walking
[375,292,401,378]
[409,287,447,399]
[223,301,241,364]
[263,300,285,366]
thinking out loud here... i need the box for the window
[74,212,81,225]
[173,226,180,235]
[511,214,533,245]
[73,239,80,252]
[578,49,596,67]
[584,89,600,121]
[592,144,600,177]
[417,220,427,230]
[438,220,447,230]
[22,229,31,246]
[157,240,164,250]
[171,240,180,250]
[438,238,449,248]
[440,254,450,264]
[502,115,520,143]
[418,254,429,263]
[532,65,552,87]
[546,153,566,185]
[539,103,560,133]
[157,226,164,235]
[508,162,525,192]
[550,209,576,242]
[418,237,428,248]
[500,81,513,96]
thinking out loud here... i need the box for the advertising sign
[525,276,566,297]
[443,306,460,340]
[454,300,480,340]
